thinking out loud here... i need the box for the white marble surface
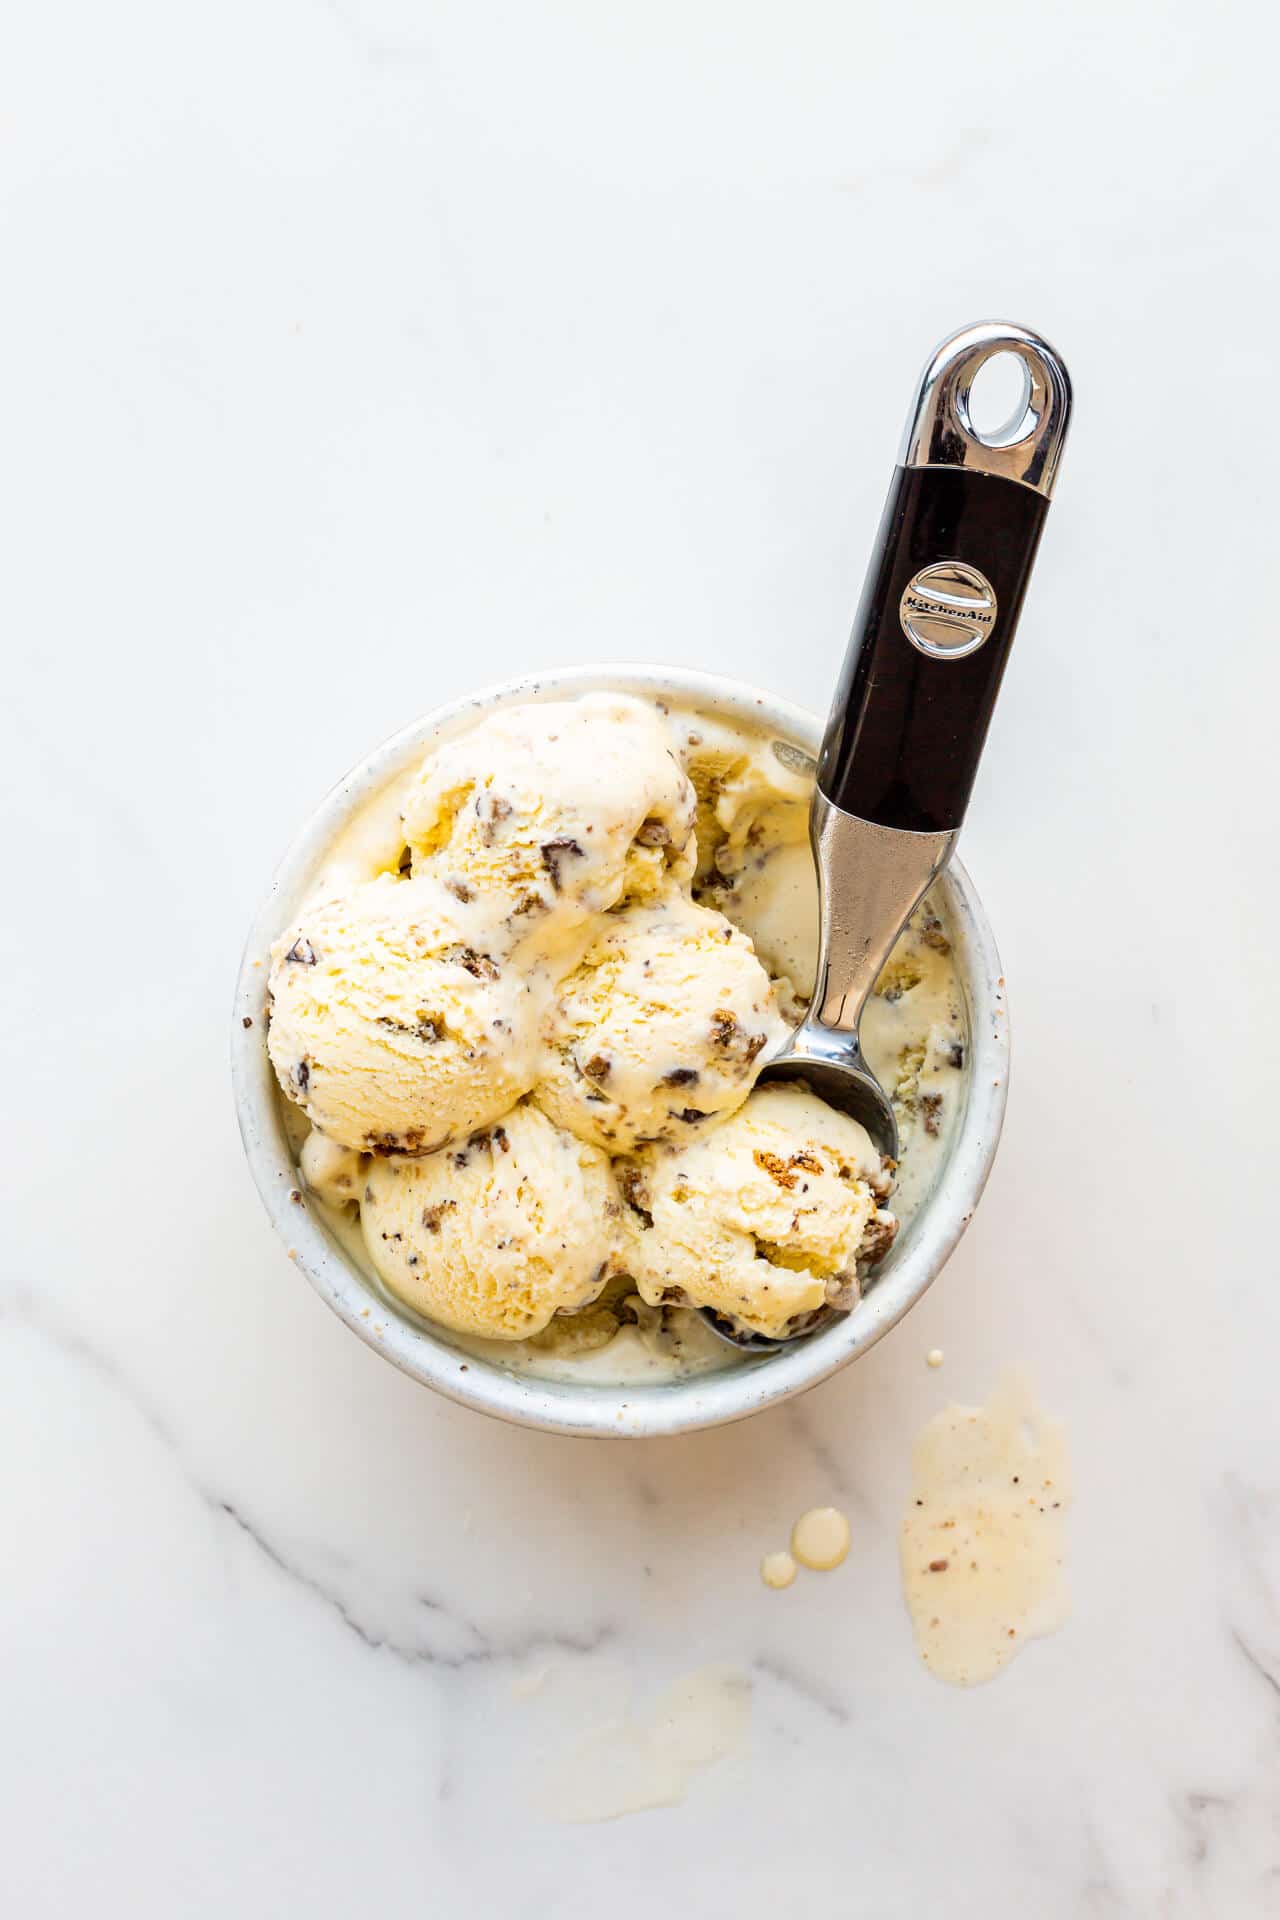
[3,3,1278,1913]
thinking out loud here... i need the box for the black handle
[817,462,1049,834]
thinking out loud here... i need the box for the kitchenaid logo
[899,562,997,660]
[902,592,989,623]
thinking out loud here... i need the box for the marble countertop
[4,3,1278,1913]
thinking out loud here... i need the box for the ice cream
[900,1375,1071,1686]
[264,691,969,1378]
[267,873,541,1154]
[625,1082,897,1341]
[298,1129,364,1206]
[676,713,810,886]
[359,1101,630,1339]
[534,890,786,1153]
[401,694,697,942]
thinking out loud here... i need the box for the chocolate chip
[364,1128,438,1156]
[672,1107,711,1125]
[947,1041,965,1070]
[422,1201,456,1233]
[709,1008,767,1062]
[540,835,585,892]
[295,1059,311,1091]
[242,1015,253,1028]
[445,945,499,981]
[583,1053,612,1083]
[921,1092,944,1136]
[493,1126,510,1154]
[397,846,413,875]
[710,1008,738,1049]
[617,1164,653,1227]
[444,876,474,903]
[859,1211,899,1263]
[289,1189,303,1204]
[377,1012,445,1043]
[662,1066,699,1087]
[285,937,317,967]
[474,790,513,844]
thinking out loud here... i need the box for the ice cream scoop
[629,1082,896,1340]
[266,872,542,1153]
[709,321,1072,1351]
[360,1101,630,1339]
[534,889,785,1153]
[400,692,697,943]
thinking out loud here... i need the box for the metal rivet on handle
[899,561,998,659]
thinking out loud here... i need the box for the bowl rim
[230,664,1009,1438]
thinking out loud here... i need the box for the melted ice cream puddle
[539,1665,751,1824]
[760,1551,797,1589]
[900,1375,1071,1685]
[791,1506,851,1571]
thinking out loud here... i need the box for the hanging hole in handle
[959,349,1038,449]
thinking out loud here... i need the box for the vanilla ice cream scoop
[401,694,697,937]
[266,874,541,1154]
[535,891,785,1153]
[298,1129,364,1206]
[360,1102,630,1339]
[680,713,810,885]
[627,1083,896,1341]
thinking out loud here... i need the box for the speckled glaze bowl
[231,666,1009,1437]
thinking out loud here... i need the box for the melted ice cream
[900,1375,1071,1686]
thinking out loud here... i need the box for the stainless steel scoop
[702,321,1072,1352]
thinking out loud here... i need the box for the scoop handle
[817,323,1071,835]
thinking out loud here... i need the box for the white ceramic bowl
[231,666,1009,1437]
